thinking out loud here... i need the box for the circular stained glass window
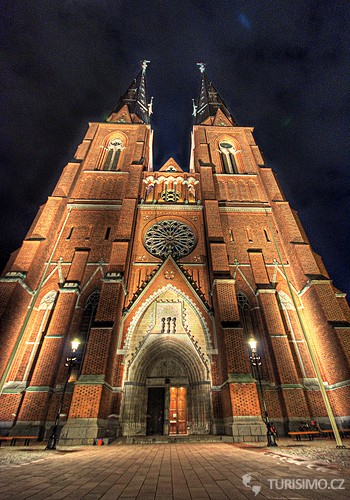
[144,220,196,260]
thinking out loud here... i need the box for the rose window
[144,220,196,260]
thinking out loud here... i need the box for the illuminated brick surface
[0,73,349,444]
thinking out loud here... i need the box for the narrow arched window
[85,225,93,240]
[72,291,100,379]
[246,227,253,242]
[20,291,57,382]
[103,138,124,171]
[66,227,74,240]
[277,290,307,379]
[237,292,254,337]
[219,141,238,174]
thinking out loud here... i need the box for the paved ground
[0,440,349,499]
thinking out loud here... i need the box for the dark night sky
[1,0,349,297]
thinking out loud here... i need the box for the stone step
[112,435,234,445]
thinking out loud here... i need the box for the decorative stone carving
[164,270,175,280]
[144,220,196,260]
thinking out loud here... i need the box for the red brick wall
[224,328,251,374]
[0,393,22,422]
[0,285,32,382]
[204,200,223,241]
[69,385,102,419]
[230,383,261,417]
[1,105,349,437]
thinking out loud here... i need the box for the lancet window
[237,292,254,337]
[219,141,238,174]
[103,138,124,171]
[277,290,307,378]
[20,291,57,382]
[72,290,100,378]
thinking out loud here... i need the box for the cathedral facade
[0,64,349,445]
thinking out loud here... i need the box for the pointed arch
[278,290,295,311]
[97,131,128,171]
[248,180,259,201]
[128,335,208,384]
[277,290,307,379]
[38,290,57,310]
[121,331,212,437]
[8,289,58,382]
[218,179,228,200]
[215,136,243,174]
[238,180,248,200]
[227,180,236,200]
[121,285,213,437]
[73,290,100,378]
[236,291,255,338]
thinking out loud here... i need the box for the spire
[193,63,238,126]
[107,60,152,124]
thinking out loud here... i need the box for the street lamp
[248,337,277,447]
[46,338,80,450]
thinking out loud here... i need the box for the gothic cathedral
[0,63,349,445]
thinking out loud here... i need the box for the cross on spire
[197,62,206,73]
[142,60,150,72]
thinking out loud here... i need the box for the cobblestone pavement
[237,438,350,471]
[0,440,349,499]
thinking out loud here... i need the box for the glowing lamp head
[248,337,257,352]
[71,339,80,352]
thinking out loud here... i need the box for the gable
[125,256,210,315]
[159,157,183,172]
[107,104,132,124]
[213,108,233,127]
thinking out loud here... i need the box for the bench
[0,436,37,446]
[321,429,350,438]
[0,437,13,446]
[288,431,320,441]
[320,429,334,438]
[289,429,350,441]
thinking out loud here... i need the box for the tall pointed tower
[0,61,153,443]
[0,64,349,445]
[190,64,350,440]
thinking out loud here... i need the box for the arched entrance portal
[122,334,212,437]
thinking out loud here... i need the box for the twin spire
[107,61,237,126]
[193,62,238,126]
[107,60,153,124]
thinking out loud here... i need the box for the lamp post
[46,338,80,450]
[248,337,277,447]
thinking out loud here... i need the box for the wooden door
[169,387,187,435]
